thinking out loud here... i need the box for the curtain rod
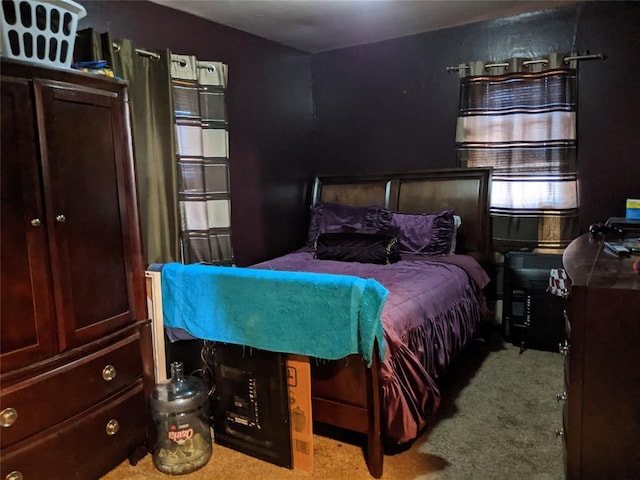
[110,43,216,70]
[170,58,218,73]
[112,42,160,60]
[445,53,604,72]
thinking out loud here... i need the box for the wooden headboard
[311,168,492,262]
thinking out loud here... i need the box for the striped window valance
[456,55,579,251]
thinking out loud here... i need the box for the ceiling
[150,0,575,53]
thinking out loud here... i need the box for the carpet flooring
[102,331,564,479]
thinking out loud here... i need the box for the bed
[159,167,492,477]
[248,167,494,478]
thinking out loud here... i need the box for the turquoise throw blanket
[161,263,388,365]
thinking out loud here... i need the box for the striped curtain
[456,54,579,251]
[171,55,234,265]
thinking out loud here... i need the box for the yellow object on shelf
[79,67,115,78]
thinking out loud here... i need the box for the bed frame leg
[365,345,383,478]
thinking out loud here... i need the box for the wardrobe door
[0,77,57,372]
[35,79,138,350]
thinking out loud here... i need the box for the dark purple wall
[77,1,316,266]
[78,1,639,266]
[312,1,640,233]
[574,2,640,231]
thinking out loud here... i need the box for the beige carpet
[102,332,564,479]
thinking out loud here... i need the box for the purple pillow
[314,232,400,264]
[307,202,395,246]
[391,209,455,255]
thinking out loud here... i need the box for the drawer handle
[102,364,117,381]
[1,408,18,427]
[106,419,120,436]
[5,471,23,480]
[556,392,567,403]
[558,341,570,356]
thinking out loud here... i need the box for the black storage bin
[503,251,565,352]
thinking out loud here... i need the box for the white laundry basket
[1,0,87,68]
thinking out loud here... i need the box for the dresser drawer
[0,333,143,448]
[1,381,147,480]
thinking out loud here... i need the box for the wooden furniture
[1,60,154,480]
[561,234,640,479]
[309,168,492,478]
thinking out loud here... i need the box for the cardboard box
[145,270,168,383]
[627,198,640,220]
[286,354,313,472]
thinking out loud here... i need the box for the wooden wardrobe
[1,59,154,480]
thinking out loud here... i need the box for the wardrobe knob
[555,428,564,438]
[55,214,66,223]
[556,392,567,403]
[106,419,120,435]
[102,364,117,381]
[1,408,18,427]
[30,218,41,227]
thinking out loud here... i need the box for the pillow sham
[391,209,455,255]
[306,202,395,246]
[314,232,400,264]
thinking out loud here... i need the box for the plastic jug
[151,361,212,474]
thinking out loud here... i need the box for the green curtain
[74,29,180,265]
[111,39,180,265]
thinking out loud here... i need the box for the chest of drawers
[562,234,640,479]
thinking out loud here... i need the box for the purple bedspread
[251,250,490,445]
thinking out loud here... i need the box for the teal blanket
[161,263,388,365]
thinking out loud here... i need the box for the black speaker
[503,252,565,352]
